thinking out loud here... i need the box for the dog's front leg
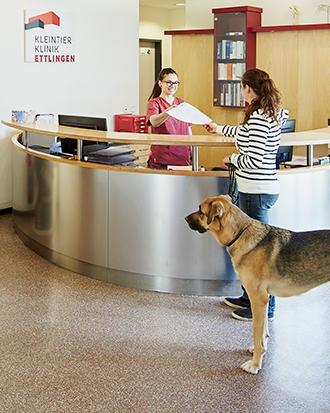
[241,295,269,375]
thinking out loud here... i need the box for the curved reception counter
[3,120,330,296]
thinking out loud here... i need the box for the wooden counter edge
[2,120,235,147]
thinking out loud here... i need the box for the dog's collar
[225,225,250,247]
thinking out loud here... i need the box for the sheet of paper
[167,102,212,125]
[167,165,192,171]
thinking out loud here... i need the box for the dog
[185,195,330,374]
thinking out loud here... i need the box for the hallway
[0,212,329,412]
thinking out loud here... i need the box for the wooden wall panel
[257,29,330,132]
[256,31,299,126]
[301,30,330,130]
[171,29,330,167]
[172,34,241,168]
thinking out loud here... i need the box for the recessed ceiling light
[174,2,185,5]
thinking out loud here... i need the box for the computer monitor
[276,146,293,168]
[276,119,296,169]
[58,114,108,155]
[281,118,296,134]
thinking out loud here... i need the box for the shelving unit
[212,6,262,107]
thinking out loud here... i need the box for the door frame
[139,38,162,80]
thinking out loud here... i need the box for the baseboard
[0,207,12,215]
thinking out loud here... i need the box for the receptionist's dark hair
[241,68,282,125]
[148,68,178,101]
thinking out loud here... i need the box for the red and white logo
[25,11,61,30]
[24,10,75,63]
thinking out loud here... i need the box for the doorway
[139,40,161,116]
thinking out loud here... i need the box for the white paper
[167,165,192,171]
[167,102,212,125]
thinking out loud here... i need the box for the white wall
[185,0,327,29]
[170,8,186,31]
[0,0,139,209]
[139,6,186,69]
[139,6,172,68]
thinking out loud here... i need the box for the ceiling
[140,0,186,11]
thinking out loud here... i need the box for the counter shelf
[4,120,330,168]
[2,120,236,171]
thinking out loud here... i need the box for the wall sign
[24,10,75,63]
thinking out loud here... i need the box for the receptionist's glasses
[162,80,180,87]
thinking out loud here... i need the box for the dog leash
[228,164,238,204]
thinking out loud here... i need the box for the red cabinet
[114,114,148,133]
[212,6,262,107]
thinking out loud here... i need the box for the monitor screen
[276,146,293,168]
[58,114,107,131]
[58,114,108,155]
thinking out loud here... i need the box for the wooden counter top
[4,120,330,172]
[279,128,330,146]
[3,120,330,147]
[1,120,235,147]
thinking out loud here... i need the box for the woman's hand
[149,105,177,128]
[222,156,232,168]
[204,123,218,134]
[165,104,177,113]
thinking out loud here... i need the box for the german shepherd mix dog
[185,195,330,374]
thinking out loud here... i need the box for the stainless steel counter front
[7,124,330,296]
[12,138,242,295]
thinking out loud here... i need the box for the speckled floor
[0,212,330,413]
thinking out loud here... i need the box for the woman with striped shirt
[205,68,289,321]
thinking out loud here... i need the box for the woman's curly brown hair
[241,68,282,125]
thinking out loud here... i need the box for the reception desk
[3,120,330,296]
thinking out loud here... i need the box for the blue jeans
[238,192,279,314]
[238,192,279,225]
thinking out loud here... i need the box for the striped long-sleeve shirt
[219,108,289,194]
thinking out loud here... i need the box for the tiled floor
[1,213,329,412]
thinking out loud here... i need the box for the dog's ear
[207,201,224,225]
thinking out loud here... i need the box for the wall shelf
[252,23,330,32]
[164,29,213,36]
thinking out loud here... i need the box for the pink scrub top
[147,96,191,167]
